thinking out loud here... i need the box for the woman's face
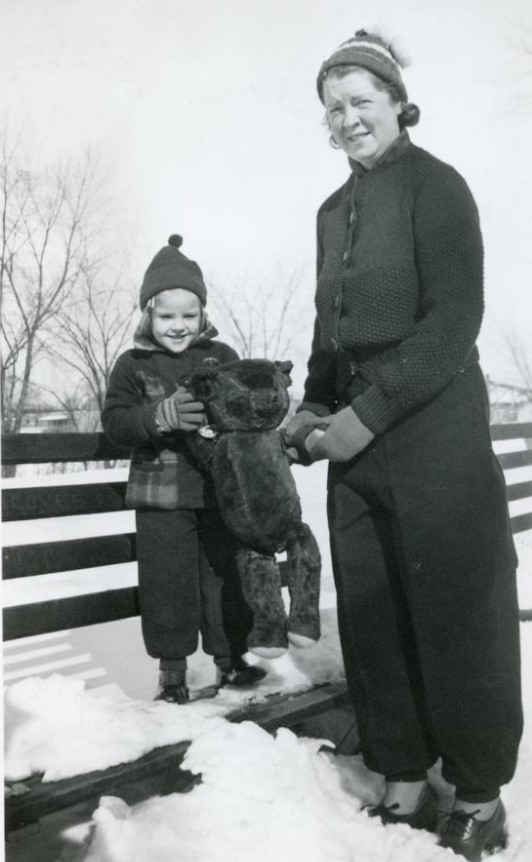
[323,68,402,169]
[150,288,202,354]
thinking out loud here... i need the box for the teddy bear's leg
[285,522,321,648]
[236,546,288,658]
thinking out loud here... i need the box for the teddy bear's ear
[189,358,220,399]
[275,360,293,387]
[202,358,221,372]
[194,358,221,382]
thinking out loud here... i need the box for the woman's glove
[308,406,375,462]
[156,387,205,433]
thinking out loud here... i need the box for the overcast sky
[2,0,532,387]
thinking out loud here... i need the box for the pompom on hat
[317,28,410,104]
[139,234,207,309]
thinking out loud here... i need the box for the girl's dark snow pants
[327,363,523,800]
[135,507,253,661]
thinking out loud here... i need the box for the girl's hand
[156,387,206,432]
[308,407,374,462]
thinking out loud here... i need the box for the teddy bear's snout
[252,392,278,416]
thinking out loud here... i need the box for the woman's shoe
[438,800,507,861]
[154,670,189,704]
[365,783,438,832]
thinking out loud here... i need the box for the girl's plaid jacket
[101,337,238,510]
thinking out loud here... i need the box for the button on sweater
[301,132,484,434]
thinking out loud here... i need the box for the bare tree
[0,136,102,432]
[49,388,96,432]
[209,264,312,360]
[45,258,138,417]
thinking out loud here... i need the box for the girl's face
[323,68,402,169]
[150,289,202,354]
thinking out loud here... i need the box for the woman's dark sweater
[301,132,484,434]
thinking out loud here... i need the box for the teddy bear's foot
[248,625,288,658]
[287,631,317,649]
[249,643,287,659]
[287,606,321,648]
[286,523,322,648]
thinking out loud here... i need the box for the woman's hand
[284,410,330,465]
[285,410,327,441]
[308,406,375,462]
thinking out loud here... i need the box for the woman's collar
[348,130,411,176]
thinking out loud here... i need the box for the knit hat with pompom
[139,234,207,309]
[317,28,410,104]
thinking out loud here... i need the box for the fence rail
[2,424,532,641]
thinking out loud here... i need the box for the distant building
[485,376,532,424]
[19,404,101,433]
[21,406,72,432]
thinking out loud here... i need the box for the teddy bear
[184,357,321,659]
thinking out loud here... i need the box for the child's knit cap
[140,234,207,309]
[317,29,409,104]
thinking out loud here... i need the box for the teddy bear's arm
[185,427,218,472]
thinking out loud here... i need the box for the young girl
[102,234,266,703]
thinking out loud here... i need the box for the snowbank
[3,675,227,782]
[4,626,531,861]
[74,625,532,862]
[77,725,436,862]
[3,610,344,783]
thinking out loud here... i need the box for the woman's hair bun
[400,103,420,128]
[168,234,183,248]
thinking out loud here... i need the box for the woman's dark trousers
[136,507,253,661]
[327,365,523,799]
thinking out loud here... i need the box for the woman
[285,30,523,861]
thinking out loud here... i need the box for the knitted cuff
[154,402,172,434]
[350,388,393,435]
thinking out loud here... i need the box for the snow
[76,704,532,862]
[2,511,135,549]
[4,676,226,783]
[78,728,392,862]
[516,531,532,611]
[3,617,345,783]
[3,620,532,861]
[1,469,130,490]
